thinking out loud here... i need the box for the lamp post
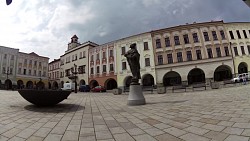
[4,67,11,90]
[71,64,78,93]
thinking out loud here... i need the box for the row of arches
[17,80,45,89]
[89,78,118,90]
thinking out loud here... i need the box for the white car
[231,73,249,83]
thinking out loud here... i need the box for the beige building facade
[0,46,19,89]
[48,59,60,89]
[115,33,156,90]
[16,52,49,89]
[151,21,234,86]
[224,22,250,76]
[60,35,98,88]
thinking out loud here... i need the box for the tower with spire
[68,35,81,51]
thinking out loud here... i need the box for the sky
[0,0,250,62]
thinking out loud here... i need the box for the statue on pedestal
[124,43,141,85]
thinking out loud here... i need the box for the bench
[142,86,154,93]
[172,85,187,92]
[192,83,206,91]
[223,80,235,86]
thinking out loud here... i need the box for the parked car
[79,85,90,92]
[91,86,106,92]
[231,73,250,83]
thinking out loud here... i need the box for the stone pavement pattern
[0,85,250,141]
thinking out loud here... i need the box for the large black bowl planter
[18,89,72,106]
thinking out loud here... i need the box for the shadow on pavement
[24,104,85,113]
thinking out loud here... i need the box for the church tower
[68,35,81,50]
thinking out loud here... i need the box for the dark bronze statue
[124,43,141,84]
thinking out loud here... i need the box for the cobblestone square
[1,85,250,141]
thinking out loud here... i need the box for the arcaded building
[48,59,60,89]
[0,46,19,89]
[16,52,49,89]
[151,21,234,86]
[115,32,156,90]
[88,42,117,89]
[60,35,98,88]
[224,22,250,76]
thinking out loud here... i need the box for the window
[23,69,26,75]
[241,46,245,55]
[91,55,94,61]
[203,32,209,41]
[24,59,27,64]
[103,65,106,72]
[80,52,82,58]
[174,36,180,45]
[196,50,202,60]
[144,42,149,50]
[34,70,36,76]
[83,51,86,58]
[4,54,7,59]
[18,68,21,74]
[39,62,42,67]
[145,58,150,66]
[207,48,213,58]
[91,68,94,74]
[236,30,241,39]
[11,55,14,60]
[2,67,5,74]
[29,70,31,75]
[96,53,100,60]
[29,60,32,65]
[220,30,226,40]
[10,68,13,75]
[193,33,199,43]
[243,30,248,38]
[122,62,127,70]
[167,54,173,64]
[156,39,161,48]
[212,31,218,40]
[216,47,221,57]
[121,47,126,55]
[72,55,74,61]
[43,71,46,77]
[96,66,100,74]
[34,61,37,66]
[234,47,239,56]
[186,51,192,61]
[224,47,230,56]
[110,64,114,72]
[102,52,106,59]
[183,34,189,44]
[177,52,183,62]
[78,65,85,74]
[229,31,235,39]
[158,55,163,65]
[248,45,250,55]
[109,50,113,57]
[75,54,77,60]
[165,37,171,47]
[39,71,42,77]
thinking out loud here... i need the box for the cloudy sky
[0,0,250,61]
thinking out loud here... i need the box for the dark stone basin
[18,89,72,106]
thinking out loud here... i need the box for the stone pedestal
[127,84,146,106]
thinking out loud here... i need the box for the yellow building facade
[224,22,250,76]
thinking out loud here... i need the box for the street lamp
[4,67,10,80]
[71,64,78,93]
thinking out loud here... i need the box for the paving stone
[61,131,79,141]
[79,136,96,141]
[113,133,135,141]
[109,127,126,134]
[202,124,225,132]
[8,136,25,141]
[224,135,249,141]
[222,127,244,135]
[0,135,8,141]
[16,128,36,139]
[80,128,95,137]
[96,130,113,140]
[217,121,235,127]
[133,134,157,141]
[184,126,209,135]
[26,136,44,141]
[1,128,21,138]
[204,131,229,141]
[241,129,250,136]
[50,126,67,135]
[144,127,165,136]
[164,127,187,137]
[126,128,145,136]
[180,133,210,141]
[155,133,183,141]
[44,134,63,141]
[184,120,205,127]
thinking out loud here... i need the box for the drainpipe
[230,42,236,77]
